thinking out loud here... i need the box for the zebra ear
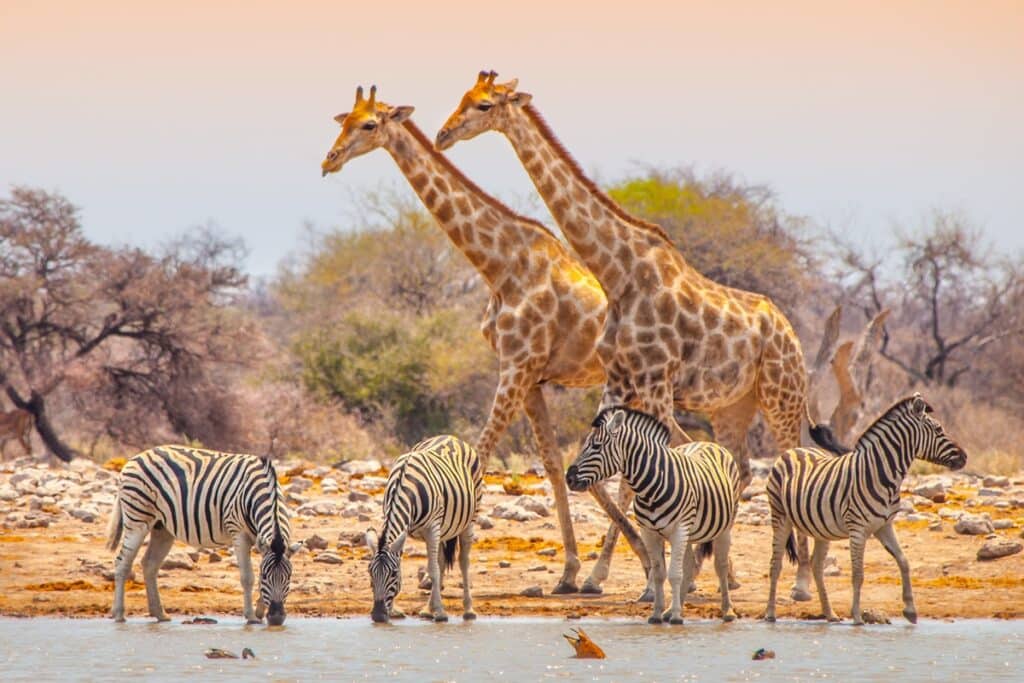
[911,393,928,416]
[607,410,627,434]
[365,528,379,553]
[388,530,408,556]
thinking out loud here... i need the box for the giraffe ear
[388,105,415,123]
[508,91,532,107]
[607,409,627,434]
[334,112,349,124]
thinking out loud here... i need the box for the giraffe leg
[140,526,175,622]
[875,523,917,624]
[112,524,150,623]
[523,386,579,594]
[582,480,654,600]
[475,363,532,471]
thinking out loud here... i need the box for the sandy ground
[1,465,1023,624]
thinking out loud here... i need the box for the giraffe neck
[385,120,541,290]
[501,105,669,299]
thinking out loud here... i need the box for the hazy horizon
[2,1,1022,276]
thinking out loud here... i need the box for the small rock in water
[752,648,776,661]
[861,609,890,624]
[520,585,543,598]
[977,538,1023,561]
[182,616,218,625]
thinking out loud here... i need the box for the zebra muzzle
[565,466,588,492]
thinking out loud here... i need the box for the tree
[0,186,251,460]
[836,210,1024,390]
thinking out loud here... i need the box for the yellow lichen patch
[0,535,28,543]
[484,473,546,488]
[180,584,214,593]
[476,536,555,553]
[874,575,1024,589]
[24,580,99,591]
[102,457,127,472]
[895,519,932,532]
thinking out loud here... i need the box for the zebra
[106,445,293,625]
[566,408,742,625]
[364,435,483,623]
[765,393,967,625]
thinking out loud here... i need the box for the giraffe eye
[476,102,493,112]
[361,121,377,131]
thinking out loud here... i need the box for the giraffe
[437,72,832,600]
[320,85,652,594]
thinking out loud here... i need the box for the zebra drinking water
[566,408,742,625]
[106,446,293,625]
[765,393,967,625]
[365,435,483,623]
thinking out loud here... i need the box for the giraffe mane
[521,104,674,246]
[401,120,560,241]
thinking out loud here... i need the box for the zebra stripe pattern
[365,435,482,623]
[106,445,292,625]
[566,408,741,624]
[765,393,967,624]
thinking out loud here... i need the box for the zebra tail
[808,423,851,455]
[442,537,458,573]
[784,532,798,564]
[696,541,714,563]
[105,494,123,552]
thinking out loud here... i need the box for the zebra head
[566,408,641,491]
[906,393,967,470]
[257,532,293,626]
[365,528,407,623]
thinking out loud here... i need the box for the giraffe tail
[105,494,123,552]
[804,401,850,454]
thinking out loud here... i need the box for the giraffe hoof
[722,611,737,623]
[551,581,579,595]
[154,615,171,623]
[790,588,813,602]
[669,617,684,625]
[463,611,477,621]
[764,615,776,623]
[728,579,741,590]
[579,582,604,595]
[903,609,918,624]
[433,614,449,623]
[686,582,698,594]
[647,616,663,625]
[636,588,654,603]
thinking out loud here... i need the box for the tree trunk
[6,388,78,462]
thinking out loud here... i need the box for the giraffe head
[321,85,415,176]
[435,70,531,150]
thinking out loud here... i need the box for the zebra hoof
[686,582,697,594]
[433,614,449,623]
[551,581,579,595]
[647,616,663,625]
[389,608,406,620]
[722,611,736,623]
[790,587,813,602]
[827,615,842,623]
[463,611,477,621]
[764,615,776,623]
[637,588,654,603]
[579,582,604,595]
[114,617,126,624]
[903,609,918,624]
[669,617,684,625]
[154,615,171,623]
[728,579,741,590]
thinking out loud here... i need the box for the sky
[2,1,1022,277]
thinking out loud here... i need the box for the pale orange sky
[2,1,1022,274]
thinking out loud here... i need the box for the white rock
[348,491,370,502]
[161,550,195,570]
[982,475,1010,489]
[937,507,961,520]
[513,495,550,517]
[954,513,994,535]
[320,477,339,490]
[68,507,98,523]
[313,551,344,565]
[0,487,18,502]
[287,477,314,494]
[477,516,494,530]
[491,502,539,522]
[913,480,946,500]
[823,556,841,576]
[340,459,382,475]
[993,519,1016,530]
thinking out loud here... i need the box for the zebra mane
[379,457,411,550]
[592,406,671,444]
[261,456,286,549]
[853,395,930,449]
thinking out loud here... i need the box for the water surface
[1,617,1018,681]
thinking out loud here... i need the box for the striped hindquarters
[767,447,855,540]
[633,441,740,544]
[116,445,287,548]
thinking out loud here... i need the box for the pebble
[977,538,1023,561]
[520,586,543,598]
[304,534,328,551]
[537,548,557,557]
[913,480,947,501]
[347,491,370,502]
[823,556,841,576]
[491,503,539,523]
[162,551,195,570]
[527,564,547,572]
[477,516,494,530]
[983,475,1010,488]
[977,488,1002,497]
[514,495,551,518]
[313,551,344,565]
[954,513,994,536]
[993,519,1016,530]
[498,561,511,568]
[340,459,382,475]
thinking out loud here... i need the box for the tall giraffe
[437,72,830,600]
[320,85,651,594]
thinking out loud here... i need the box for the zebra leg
[714,531,737,622]
[848,531,867,625]
[235,536,260,624]
[640,527,667,624]
[140,526,175,622]
[791,533,814,602]
[811,538,839,622]
[458,528,476,620]
[112,525,150,623]
[875,523,917,624]
[765,518,792,622]
[663,526,689,624]
[524,386,580,595]
[423,524,448,622]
